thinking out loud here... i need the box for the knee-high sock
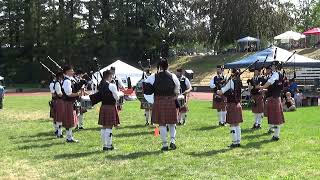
[254,113,261,125]
[258,113,263,125]
[168,124,176,144]
[230,126,237,144]
[178,113,182,123]
[66,129,73,140]
[181,113,187,123]
[78,114,83,127]
[235,126,241,144]
[221,111,227,123]
[100,129,107,147]
[274,125,281,138]
[57,122,63,136]
[145,110,150,123]
[217,111,221,122]
[53,122,58,131]
[159,126,168,147]
[105,128,113,147]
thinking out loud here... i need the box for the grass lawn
[0,95,319,179]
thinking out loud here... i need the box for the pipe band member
[144,59,180,151]
[61,65,81,143]
[54,72,64,138]
[210,65,227,126]
[217,69,243,148]
[176,68,192,125]
[259,61,285,141]
[98,70,123,151]
[248,66,265,129]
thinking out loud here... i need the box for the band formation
[48,56,288,151]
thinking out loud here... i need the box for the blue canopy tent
[225,46,320,68]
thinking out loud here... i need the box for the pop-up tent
[92,60,143,87]
[274,31,305,41]
[224,46,320,68]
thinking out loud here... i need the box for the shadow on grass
[106,150,161,160]
[114,131,153,138]
[54,150,103,159]
[193,125,221,131]
[241,128,256,134]
[187,148,232,157]
[18,141,64,150]
[11,131,55,139]
[242,132,269,140]
[13,136,56,144]
[75,127,100,132]
[243,139,273,149]
[121,124,146,129]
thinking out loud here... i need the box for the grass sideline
[0,95,319,179]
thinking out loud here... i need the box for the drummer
[176,68,192,125]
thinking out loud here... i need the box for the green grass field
[0,95,319,179]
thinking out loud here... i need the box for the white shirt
[55,81,62,95]
[49,82,55,93]
[221,79,235,94]
[267,71,279,85]
[62,75,75,96]
[184,76,192,90]
[106,81,123,100]
[209,74,224,89]
[145,71,180,94]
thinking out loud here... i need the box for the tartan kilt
[98,105,120,127]
[152,96,178,125]
[49,100,55,119]
[212,94,226,111]
[267,97,285,125]
[62,101,78,129]
[226,103,243,124]
[54,99,64,123]
[252,95,264,113]
[179,95,189,113]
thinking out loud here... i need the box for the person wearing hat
[176,68,192,125]
[248,66,265,129]
[259,61,285,141]
[209,65,227,126]
[144,59,180,151]
[217,68,243,148]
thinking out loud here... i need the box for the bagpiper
[210,65,227,126]
[144,59,180,151]
[176,68,192,125]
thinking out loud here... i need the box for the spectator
[294,89,304,107]
[283,92,296,112]
[288,78,298,97]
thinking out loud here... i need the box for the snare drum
[177,95,186,108]
[81,95,92,109]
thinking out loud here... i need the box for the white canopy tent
[225,46,320,68]
[237,36,260,43]
[237,36,260,52]
[274,31,306,41]
[92,60,143,88]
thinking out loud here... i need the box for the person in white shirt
[98,70,123,151]
[110,66,125,110]
[176,68,192,125]
[144,59,180,151]
[54,72,64,138]
[61,65,81,143]
[49,76,57,134]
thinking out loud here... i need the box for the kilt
[226,103,243,124]
[212,94,226,111]
[49,100,55,119]
[179,95,189,113]
[252,95,264,113]
[266,97,285,125]
[62,101,78,129]
[54,99,64,123]
[152,96,178,125]
[98,105,120,127]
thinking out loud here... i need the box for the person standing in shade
[176,68,192,125]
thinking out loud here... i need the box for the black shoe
[228,143,241,148]
[54,130,58,135]
[104,145,114,151]
[177,122,182,126]
[271,136,280,141]
[79,127,84,130]
[219,122,225,126]
[103,147,108,151]
[169,143,177,150]
[145,122,149,126]
[268,129,274,134]
[66,139,79,143]
[57,135,64,138]
[161,146,169,151]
